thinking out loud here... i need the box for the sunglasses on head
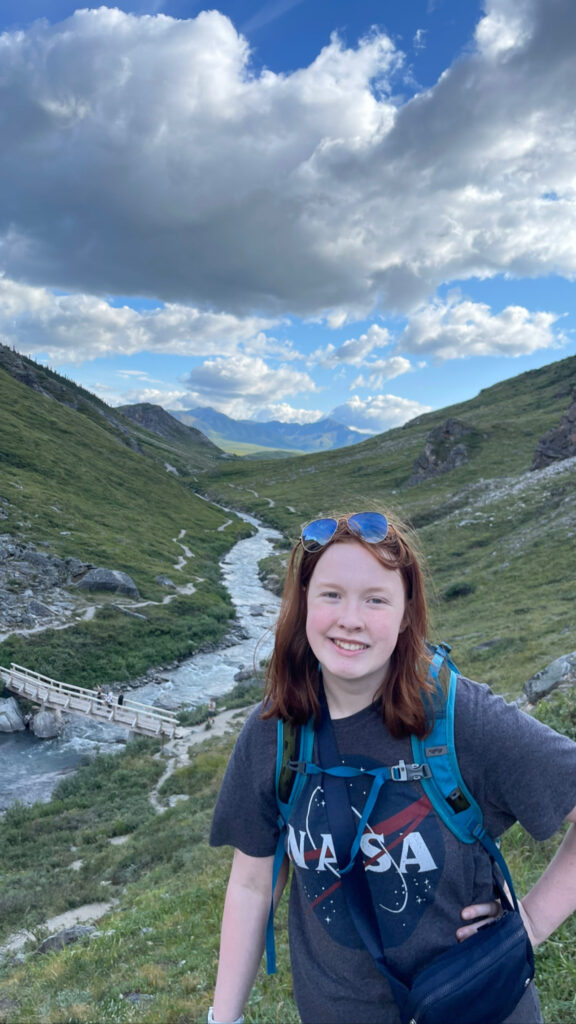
[300,512,389,552]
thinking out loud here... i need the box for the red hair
[263,512,433,738]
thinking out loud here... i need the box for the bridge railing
[0,663,179,736]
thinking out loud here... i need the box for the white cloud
[182,354,318,413]
[251,403,325,424]
[0,0,574,334]
[331,394,431,432]
[0,276,274,363]
[113,387,190,410]
[350,356,413,389]
[400,297,566,360]
[0,9,400,314]
[309,324,391,367]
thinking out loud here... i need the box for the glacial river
[0,514,282,811]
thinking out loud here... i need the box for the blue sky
[1,0,575,434]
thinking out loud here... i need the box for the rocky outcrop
[0,534,92,635]
[0,697,26,732]
[532,387,576,469]
[408,419,484,486]
[74,568,140,599]
[523,651,576,703]
[31,708,64,739]
[0,534,143,635]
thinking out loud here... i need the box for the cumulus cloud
[251,403,325,424]
[330,394,431,432]
[0,276,274,363]
[113,386,191,410]
[350,356,413,389]
[309,324,391,367]
[2,0,574,319]
[400,297,566,359]
[182,354,318,415]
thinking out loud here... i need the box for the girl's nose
[336,602,363,630]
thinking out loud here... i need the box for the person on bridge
[209,508,576,1024]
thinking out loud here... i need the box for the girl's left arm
[458,804,576,946]
[457,804,576,945]
[518,803,576,947]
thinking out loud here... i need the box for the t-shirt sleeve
[209,703,280,857]
[455,678,576,841]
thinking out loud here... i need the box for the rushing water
[0,514,282,811]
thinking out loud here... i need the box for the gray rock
[523,651,576,703]
[75,568,140,599]
[155,575,176,589]
[0,697,26,732]
[31,709,64,739]
[234,668,256,681]
[36,924,95,954]
[26,599,53,619]
[65,557,93,580]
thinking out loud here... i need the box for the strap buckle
[390,759,432,782]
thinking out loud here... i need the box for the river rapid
[0,514,282,812]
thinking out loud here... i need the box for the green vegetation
[0,587,233,688]
[202,436,306,458]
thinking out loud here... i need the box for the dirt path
[149,704,254,813]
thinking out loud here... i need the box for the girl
[210,511,576,1024]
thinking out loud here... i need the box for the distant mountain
[170,406,362,452]
[117,402,223,455]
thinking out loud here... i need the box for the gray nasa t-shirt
[211,678,576,1023]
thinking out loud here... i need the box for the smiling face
[305,540,407,714]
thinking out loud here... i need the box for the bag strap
[412,644,485,845]
[266,716,315,973]
[316,688,412,1011]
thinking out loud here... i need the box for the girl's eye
[321,591,340,599]
[368,596,387,605]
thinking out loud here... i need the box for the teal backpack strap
[412,643,483,844]
[266,716,314,973]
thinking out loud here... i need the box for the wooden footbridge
[0,664,179,739]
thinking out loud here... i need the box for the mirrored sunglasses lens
[301,518,338,551]
[348,512,388,543]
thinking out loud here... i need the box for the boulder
[0,697,26,732]
[75,568,140,599]
[36,924,95,955]
[31,709,64,739]
[155,575,176,589]
[523,651,576,703]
